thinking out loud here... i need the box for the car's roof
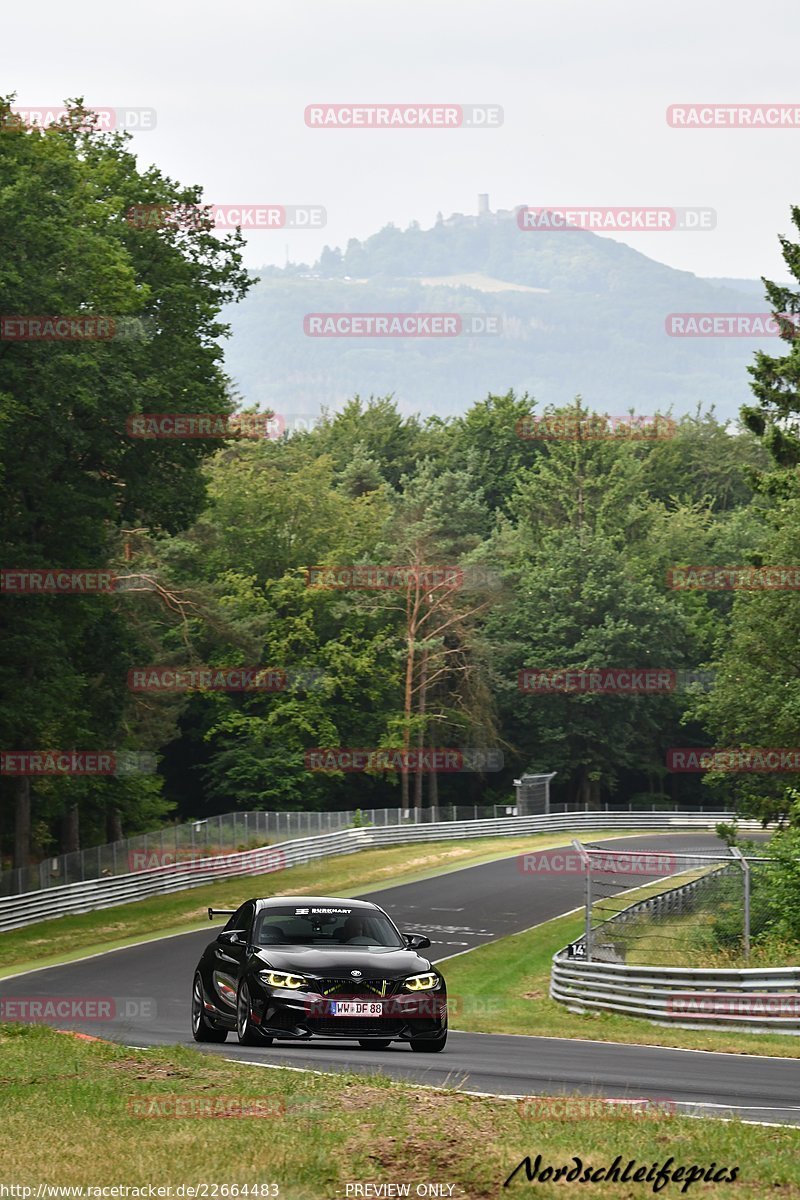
[253,896,381,910]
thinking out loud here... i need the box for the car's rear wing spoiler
[208,907,236,921]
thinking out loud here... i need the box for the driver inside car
[338,912,373,943]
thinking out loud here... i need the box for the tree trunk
[414,646,429,808]
[401,588,417,813]
[429,759,438,809]
[578,769,590,809]
[13,776,31,869]
[106,807,123,843]
[62,803,80,854]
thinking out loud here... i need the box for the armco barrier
[551,956,800,1034]
[550,851,798,1034]
[0,811,759,933]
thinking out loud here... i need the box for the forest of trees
[2,102,800,870]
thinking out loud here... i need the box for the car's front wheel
[191,972,228,1043]
[236,981,273,1046]
[409,1030,447,1053]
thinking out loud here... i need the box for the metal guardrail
[551,855,799,1034]
[551,957,800,1033]
[0,803,516,897]
[0,810,756,933]
[1,800,738,899]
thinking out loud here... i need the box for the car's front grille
[310,978,404,998]
[307,1017,405,1036]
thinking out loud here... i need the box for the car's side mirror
[218,929,245,945]
[404,933,431,950]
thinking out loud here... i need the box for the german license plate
[330,1000,383,1016]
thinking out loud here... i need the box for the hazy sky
[4,0,799,281]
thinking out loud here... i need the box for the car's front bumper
[250,984,447,1041]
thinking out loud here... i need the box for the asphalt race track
[3,832,798,1125]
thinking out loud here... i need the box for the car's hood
[252,945,434,977]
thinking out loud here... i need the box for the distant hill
[220,207,778,421]
[702,277,768,298]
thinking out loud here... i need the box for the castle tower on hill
[441,196,516,228]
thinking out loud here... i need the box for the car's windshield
[253,904,404,948]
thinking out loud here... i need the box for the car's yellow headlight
[260,971,307,989]
[403,972,439,991]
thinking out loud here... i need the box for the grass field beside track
[0,1024,797,1199]
[443,910,800,1057]
[0,829,650,976]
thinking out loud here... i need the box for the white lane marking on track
[0,925,211,983]
[217,1058,800,1129]
[446,1027,800,1061]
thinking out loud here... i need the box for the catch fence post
[572,839,593,962]
[730,847,750,963]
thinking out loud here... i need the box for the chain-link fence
[0,803,524,897]
[513,772,557,814]
[568,841,774,967]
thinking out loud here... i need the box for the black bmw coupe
[191,895,447,1052]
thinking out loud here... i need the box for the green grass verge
[621,909,800,969]
[0,829,649,977]
[1,1025,797,1198]
[442,910,800,1057]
